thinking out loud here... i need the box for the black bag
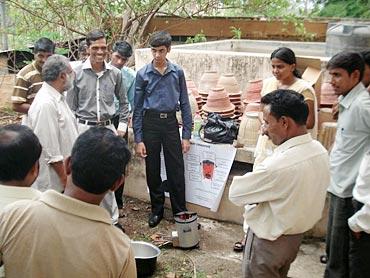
[200,112,238,144]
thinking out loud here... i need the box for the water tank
[325,22,370,57]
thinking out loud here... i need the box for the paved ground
[121,197,326,277]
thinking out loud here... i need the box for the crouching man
[229,90,330,278]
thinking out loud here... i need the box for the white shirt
[0,184,41,210]
[229,134,330,240]
[328,82,370,198]
[348,151,370,233]
[27,82,78,192]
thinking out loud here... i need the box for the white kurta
[27,82,78,192]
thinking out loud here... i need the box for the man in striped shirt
[11,37,55,116]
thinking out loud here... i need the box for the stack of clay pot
[202,87,235,118]
[237,112,261,148]
[186,79,203,111]
[198,71,220,106]
[243,79,263,106]
[320,82,337,108]
[217,73,243,121]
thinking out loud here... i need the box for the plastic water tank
[325,22,370,57]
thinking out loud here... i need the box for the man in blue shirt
[133,31,192,228]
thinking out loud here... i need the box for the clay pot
[237,112,261,148]
[320,82,337,107]
[318,122,337,151]
[244,79,262,103]
[318,108,336,131]
[243,102,261,114]
[217,74,241,95]
[199,71,220,93]
[186,79,200,97]
[202,87,235,114]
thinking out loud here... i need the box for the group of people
[0,27,370,277]
[229,49,370,278]
[1,30,191,277]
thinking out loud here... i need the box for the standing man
[110,40,136,113]
[324,51,370,278]
[0,127,136,278]
[67,29,129,225]
[229,90,330,278]
[12,37,55,116]
[67,29,129,135]
[27,54,78,192]
[133,31,192,228]
[110,40,136,214]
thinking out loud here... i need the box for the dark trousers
[113,114,127,209]
[143,113,187,216]
[349,200,370,278]
[325,193,355,278]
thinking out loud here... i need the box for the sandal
[233,241,245,252]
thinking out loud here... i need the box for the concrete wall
[135,39,328,92]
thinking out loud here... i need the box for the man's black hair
[361,50,370,67]
[71,127,131,194]
[0,124,42,182]
[149,31,172,48]
[34,37,55,54]
[327,51,364,81]
[86,29,105,46]
[261,89,308,126]
[112,41,133,58]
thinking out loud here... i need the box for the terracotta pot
[202,87,235,113]
[237,112,261,148]
[199,71,220,92]
[321,82,337,107]
[243,102,261,114]
[318,122,337,151]
[217,73,241,95]
[244,79,262,103]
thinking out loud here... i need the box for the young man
[229,90,330,278]
[324,51,370,278]
[133,31,192,228]
[27,54,78,192]
[0,127,136,278]
[12,37,55,116]
[67,30,129,225]
[111,40,136,116]
[110,40,136,213]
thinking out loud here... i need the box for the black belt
[78,118,112,126]
[144,110,176,119]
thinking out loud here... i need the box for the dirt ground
[120,196,326,278]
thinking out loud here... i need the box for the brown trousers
[242,228,303,278]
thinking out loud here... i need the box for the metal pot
[174,211,200,248]
[131,241,161,277]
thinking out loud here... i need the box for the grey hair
[42,54,70,82]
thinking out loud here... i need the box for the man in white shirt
[0,124,42,277]
[229,89,330,278]
[324,51,370,278]
[27,54,78,192]
[348,151,370,277]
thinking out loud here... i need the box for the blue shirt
[328,82,370,198]
[133,60,192,143]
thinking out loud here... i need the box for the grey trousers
[242,228,303,278]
